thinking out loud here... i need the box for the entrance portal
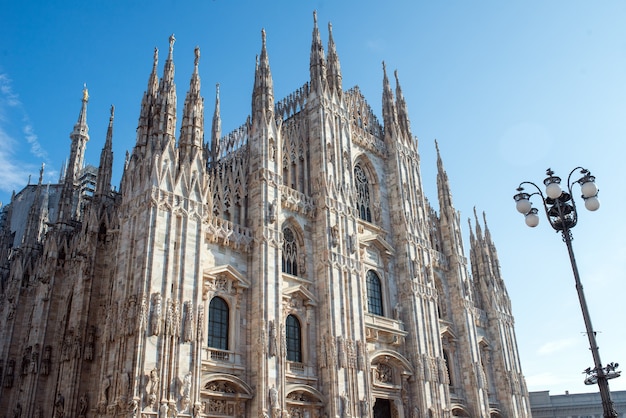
[373,398,392,418]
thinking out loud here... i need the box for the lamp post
[513,167,620,418]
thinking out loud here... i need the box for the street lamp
[513,167,620,418]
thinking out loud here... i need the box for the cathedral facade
[0,13,530,418]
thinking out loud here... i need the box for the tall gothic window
[282,227,298,276]
[366,270,384,316]
[208,297,229,350]
[286,314,302,362]
[354,165,372,222]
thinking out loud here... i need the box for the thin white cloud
[537,338,578,356]
[0,127,35,196]
[0,72,48,161]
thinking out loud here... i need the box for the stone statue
[78,393,88,418]
[149,368,159,395]
[54,393,65,418]
[151,293,162,336]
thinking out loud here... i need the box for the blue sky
[1,0,625,395]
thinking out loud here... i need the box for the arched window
[354,164,372,222]
[282,227,298,276]
[286,314,302,362]
[366,270,384,316]
[208,297,229,350]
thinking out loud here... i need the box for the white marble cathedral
[0,12,530,418]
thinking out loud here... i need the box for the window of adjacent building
[282,226,298,276]
[354,164,372,222]
[366,270,384,316]
[207,296,229,350]
[286,314,302,362]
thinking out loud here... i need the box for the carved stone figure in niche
[126,295,138,336]
[149,368,159,395]
[101,375,111,404]
[62,329,72,361]
[341,393,350,418]
[270,386,280,418]
[54,393,65,418]
[78,393,88,418]
[183,302,194,343]
[372,202,381,223]
[268,201,276,223]
[330,225,339,247]
[182,372,192,398]
[337,336,346,368]
[4,359,14,387]
[196,305,204,341]
[41,346,51,376]
[73,331,82,358]
[21,346,31,375]
[394,302,403,321]
[85,326,95,361]
[31,344,39,374]
[298,253,306,275]
[268,320,277,357]
[150,293,162,336]
[356,340,366,371]
[118,370,130,399]
[346,339,356,369]
[139,296,148,333]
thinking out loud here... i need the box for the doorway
[373,398,392,418]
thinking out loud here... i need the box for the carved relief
[374,363,393,384]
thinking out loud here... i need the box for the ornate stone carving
[78,393,88,418]
[268,320,277,358]
[183,301,194,342]
[54,393,65,418]
[41,346,51,376]
[85,326,95,361]
[150,293,162,336]
[4,358,14,387]
[374,363,393,384]
[337,336,346,369]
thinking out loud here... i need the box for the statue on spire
[169,34,176,54]
[82,84,89,102]
[194,46,200,67]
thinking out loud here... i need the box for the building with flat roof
[530,390,626,417]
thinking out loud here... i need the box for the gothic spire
[309,10,327,94]
[156,34,178,149]
[179,46,204,165]
[136,47,159,149]
[326,22,342,98]
[381,62,398,135]
[394,69,411,141]
[251,29,275,125]
[22,163,46,246]
[435,139,453,211]
[58,86,90,222]
[210,83,222,163]
[95,105,115,197]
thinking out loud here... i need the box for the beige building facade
[0,13,530,418]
